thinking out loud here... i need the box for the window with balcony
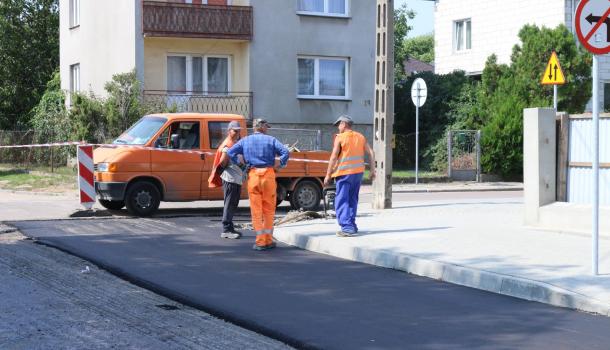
[167,55,230,93]
[70,63,80,93]
[69,0,80,28]
[298,56,349,99]
[454,19,471,52]
[297,0,348,17]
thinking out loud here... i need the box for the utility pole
[372,0,394,209]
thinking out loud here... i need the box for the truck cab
[94,113,329,216]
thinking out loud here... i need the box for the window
[69,0,80,28]
[297,0,348,16]
[208,121,230,149]
[156,121,200,149]
[70,64,80,93]
[167,55,230,93]
[298,57,349,99]
[454,19,471,51]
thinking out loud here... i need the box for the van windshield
[113,116,167,145]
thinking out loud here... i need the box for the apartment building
[433,0,610,110]
[59,0,375,149]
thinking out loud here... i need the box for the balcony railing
[142,1,253,40]
[142,91,253,119]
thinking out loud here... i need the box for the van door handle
[200,153,205,160]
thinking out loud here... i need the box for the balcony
[142,1,253,40]
[142,91,253,119]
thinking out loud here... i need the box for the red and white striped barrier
[77,145,96,210]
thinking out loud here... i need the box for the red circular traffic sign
[575,0,610,55]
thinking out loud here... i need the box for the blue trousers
[334,172,363,233]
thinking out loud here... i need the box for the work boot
[336,230,357,237]
[221,231,242,239]
[252,242,276,251]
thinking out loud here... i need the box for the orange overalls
[248,167,277,247]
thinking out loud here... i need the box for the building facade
[59,0,375,150]
[433,0,610,110]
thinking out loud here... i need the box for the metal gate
[565,115,610,206]
[447,130,481,182]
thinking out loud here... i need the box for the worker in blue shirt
[228,118,290,251]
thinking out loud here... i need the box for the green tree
[0,0,59,129]
[30,70,69,142]
[403,34,434,64]
[394,3,415,80]
[104,70,144,138]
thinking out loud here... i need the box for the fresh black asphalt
[11,215,610,350]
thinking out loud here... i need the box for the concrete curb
[275,230,610,317]
[389,187,523,194]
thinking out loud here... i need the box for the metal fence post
[447,130,452,179]
[476,130,482,182]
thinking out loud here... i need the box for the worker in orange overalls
[228,118,290,251]
[324,115,376,237]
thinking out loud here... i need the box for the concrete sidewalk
[360,181,523,194]
[275,196,610,316]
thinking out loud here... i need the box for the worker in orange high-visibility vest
[324,115,375,237]
[228,118,290,250]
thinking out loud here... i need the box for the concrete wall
[143,38,250,92]
[59,0,139,97]
[434,0,568,74]
[249,0,375,129]
[523,108,557,225]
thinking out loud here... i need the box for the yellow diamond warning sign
[541,51,566,85]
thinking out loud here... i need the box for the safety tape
[0,141,83,148]
[0,141,331,164]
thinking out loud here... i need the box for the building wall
[434,0,567,74]
[59,0,139,97]
[249,0,376,130]
[143,38,250,92]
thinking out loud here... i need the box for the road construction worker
[324,115,375,237]
[208,121,244,240]
[228,118,289,251]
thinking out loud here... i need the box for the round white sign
[411,78,428,107]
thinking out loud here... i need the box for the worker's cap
[333,115,353,126]
[227,121,241,130]
[253,118,271,128]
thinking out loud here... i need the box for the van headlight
[96,163,117,172]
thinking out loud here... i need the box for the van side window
[208,121,230,149]
[155,121,200,149]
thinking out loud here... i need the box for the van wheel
[290,180,321,211]
[99,199,125,211]
[125,181,161,217]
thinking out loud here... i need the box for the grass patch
[0,164,77,192]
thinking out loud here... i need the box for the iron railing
[142,0,253,40]
[142,90,253,119]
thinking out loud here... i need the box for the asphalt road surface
[10,202,610,350]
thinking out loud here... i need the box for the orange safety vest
[332,130,366,178]
[208,136,235,188]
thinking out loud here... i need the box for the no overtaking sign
[575,0,610,55]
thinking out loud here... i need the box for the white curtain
[455,21,464,51]
[298,58,315,95]
[207,57,228,93]
[167,56,186,92]
[328,0,345,14]
[298,0,324,12]
[319,59,346,97]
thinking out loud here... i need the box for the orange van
[93,113,330,216]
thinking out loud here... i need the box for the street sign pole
[411,78,427,185]
[553,85,558,110]
[575,0,607,276]
[593,54,600,275]
[415,95,419,184]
